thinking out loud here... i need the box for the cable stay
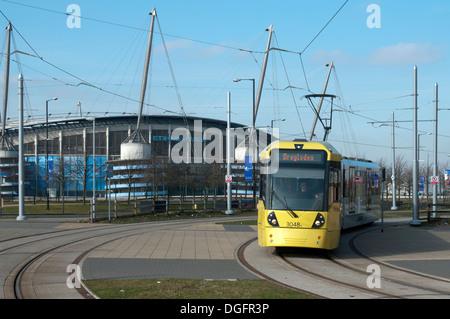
[272,32,306,138]
[155,13,188,130]
[331,65,360,157]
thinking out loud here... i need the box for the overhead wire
[272,32,306,137]
[0,10,183,116]
[2,0,400,146]
[301,0,349,54]
[0,6,270,120]
[0,0,265,55]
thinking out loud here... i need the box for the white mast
[120,9,156,159]
[1,23,12,150]
[253,25,273,125]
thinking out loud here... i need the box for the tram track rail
[2,216,255,299]
[238,225,450,299]
[3,223,164,299]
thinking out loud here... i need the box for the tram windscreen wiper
[271,190,298,218]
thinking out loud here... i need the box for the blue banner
[419,176,424,192]
[245,156,253,182]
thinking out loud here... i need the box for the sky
[0,0,449,170]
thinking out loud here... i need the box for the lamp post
[411,66,420,226]
[391,112,398,210]
[225,92,234,215]
[46,97,58,210]
[271,118,285,136]
[233,78,257,205]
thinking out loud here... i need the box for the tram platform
[80,218,450,286]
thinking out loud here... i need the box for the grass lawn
[84,278,318,299]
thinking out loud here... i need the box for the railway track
[238,225,450,299]
[4,216,449,300]
[1,216,255,299]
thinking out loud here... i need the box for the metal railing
[427,202,450,222]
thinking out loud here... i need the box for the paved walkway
[81,223,260,281]
[355,223,450,280]
[81,219,450,284]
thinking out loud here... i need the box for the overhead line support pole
[411,66,420,226]
[432,83,438,218]
[17,74,26,221]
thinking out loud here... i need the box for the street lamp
[46,97,58,210]
[233,78,257,205]
[271,118,285,131]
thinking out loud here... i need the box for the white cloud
[308,49,353,65]
[154,39,194,53]
[370,43,443,65]
[199,44,227,58]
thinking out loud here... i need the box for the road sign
[431,175,438,185]
[225,175,232,183]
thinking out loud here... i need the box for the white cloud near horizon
[370,43,443,65]
[308,43,443,66]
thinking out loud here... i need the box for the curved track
[4,217,450,300]
[1,216,254,299]
[239,224,450,299]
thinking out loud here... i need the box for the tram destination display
[278,149,325,164]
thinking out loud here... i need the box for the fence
[89,195,256,222]
[426,203,450,222]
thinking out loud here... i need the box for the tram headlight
[267,212,279,227]
[312,213,325,228]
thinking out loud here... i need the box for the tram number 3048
[286,222,302,228]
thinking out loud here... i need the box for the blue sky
[0,0,449,168]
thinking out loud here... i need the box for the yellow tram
[257,140,381,250]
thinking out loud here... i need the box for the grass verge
[84,278,318,299]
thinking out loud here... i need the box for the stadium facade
[4,114,263,200]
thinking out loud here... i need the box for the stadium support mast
[254,25,273,125]
[121,9,156,159]
[1,22,14,151]
[136,8,156,135]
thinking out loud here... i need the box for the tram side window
[259,171,266,204]
[328,169,340,207]
[366,170,372,209]
[348,167,356,213]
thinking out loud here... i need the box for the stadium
[3,114,263,203]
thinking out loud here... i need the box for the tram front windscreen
[267,150,327,212]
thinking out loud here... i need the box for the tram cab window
[269,165,326,211]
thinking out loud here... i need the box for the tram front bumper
[261,227,340,250]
